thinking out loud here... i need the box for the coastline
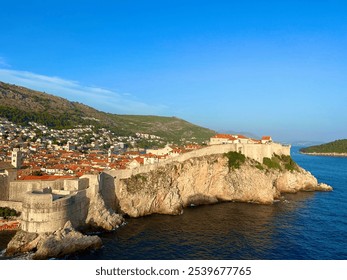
[300,152,347,157]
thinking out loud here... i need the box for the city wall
[109,142,291,180]
[9,178,89,202]
[21,188,91,233]
[0,175,9,201]
[0,169,17,201]
[3,143,290,233]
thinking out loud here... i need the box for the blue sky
[0,0,346,142]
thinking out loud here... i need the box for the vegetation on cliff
[300,139,347,154]
[262,155,298,172]
[0,81,215,144]
[225,151,299,172]
[0,207,19,218]
[224,151,246,169]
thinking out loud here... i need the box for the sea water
[1,147,346,260]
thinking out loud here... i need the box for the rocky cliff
[115,153,332,218]
[86,192,124,231]
[5,221,102,259]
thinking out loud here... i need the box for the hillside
[0,81,215,144]
[300,139,347,155]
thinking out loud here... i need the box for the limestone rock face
[116,154,332,218]
[5,231,39,257]
[86,193,124,231]
[276,168,318,193]
[5,221,102,259]
[316,183,333,192]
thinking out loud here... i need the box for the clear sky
[0,0,346,143]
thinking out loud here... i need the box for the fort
[0,141,290,234]
[109,142,291,180]
[0,171,113,233]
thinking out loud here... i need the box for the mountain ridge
[0,81,216,144]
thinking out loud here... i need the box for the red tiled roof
[134,157,144,164]
[211,134,237,141]
[20,175,77,181]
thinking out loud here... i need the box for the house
[185,144,201,150]
[235,135,250,144]
[169,148,185,158]
[209,134,238,145]
[261,136,273,144]
[146,144,173,156]
[141,153,159,165]
[128,157,143,169]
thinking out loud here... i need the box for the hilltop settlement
[0,117,277,178]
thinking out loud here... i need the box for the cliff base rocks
[86,193,124,231]
[5,221,102,259]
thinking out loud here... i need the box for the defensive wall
[9,177,89,202]
[19,176,100,233]
[21,187,92,233]
[0,142,290,233]
[0,169,17,201]
[0,174,8,201]
[108,142,291,180]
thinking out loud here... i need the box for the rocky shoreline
[4,153,333,259]
[5,221,102,259]
[4,191,124,259]
[301,152,347,157]
[115,154,333,218]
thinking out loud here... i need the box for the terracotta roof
[134,157,144,164]
[262,136,272,140]
[211,134,237,141]
[20,175,77,181]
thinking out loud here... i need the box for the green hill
[0,81,216,144]
[300,139,347,154]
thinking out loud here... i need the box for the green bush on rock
[225,151,246,169]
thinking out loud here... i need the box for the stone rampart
[0,175,9,201]
[9,178,89,202]
[0,200,22,212]
[109,143,291,180]
[21,188,90,233]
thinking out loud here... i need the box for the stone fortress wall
[9,177,89,202]
[21,187,91,233]
[11,176,100,233]
[109,142,291,180]
[0,169,17,201]
[1,142,290,233]
[0,174,8,201]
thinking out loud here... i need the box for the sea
[1,147,346,260]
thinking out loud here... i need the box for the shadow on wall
[100,173,118,211]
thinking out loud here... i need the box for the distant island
[300,139,347,157]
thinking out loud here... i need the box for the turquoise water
[1,147,346,259]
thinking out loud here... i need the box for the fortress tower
[11,148,22,169]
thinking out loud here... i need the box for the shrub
[255,163,264,170]
[225,151,246,169]
[0,207,19,218]
[263,157,281,170]
[281,155,299,171]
